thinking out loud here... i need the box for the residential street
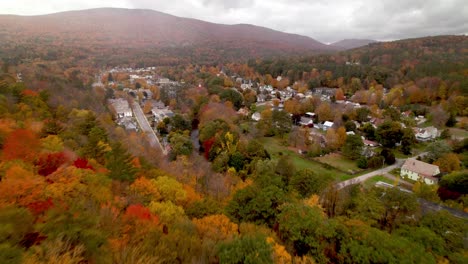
[131,101,167,155]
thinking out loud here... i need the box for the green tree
[171,114,191,132]
[272,110,292,137]
[106,142,137,181]
[226,185,286,227]
[421,211,467,254]
[426,140,452,162]
[376,121,403,148]
[220,89,243,110]
[342,134,364,160]
[355,107,370,122]
[378,187,419,231]
[361,122,376,140]
[290,169,333,198]
[277,203,332,260]
[275,155,295,187]
[401,127,416,155]
[217,235,273,264]
[169,132,193,160]
[339,223,435,264]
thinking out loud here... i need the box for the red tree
[125,204,159,223]
[73,158,94,170]
[36,152,68,176]
[2,129,40,162]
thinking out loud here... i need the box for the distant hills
[330,39,378,49]
[0,8,339,63]
[0,8,464,66]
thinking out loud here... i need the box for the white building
[152,108,174,123]
[401,158,440,185]
[252,112,261,121]
[416,126,439,141]
[323,121,334,131]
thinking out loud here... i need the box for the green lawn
[314,153,362,174]
[364,175,395,188]
[260,137,352,181]
[449,128,468,139]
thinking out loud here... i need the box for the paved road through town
[131,101,167,155]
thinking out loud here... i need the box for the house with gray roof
[401,158,440,185]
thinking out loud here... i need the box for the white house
[401,158,440,185]
[109,98,132,119]
[323,121,334,131]
[416,126,439,141]
[299,117,314,127]
[252,112,261,121]
[152,108,174,123]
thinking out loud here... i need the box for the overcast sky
[1,0,467,43]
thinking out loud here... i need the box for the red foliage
[437,187,462,201]
[36,152,68,176]
[202,137,215,160]
[2,129,40,162]
[27,198,54,215]
[20,232,47,249]
[21,89,39,97]
[73,158,94,170]
[125,204,158,223]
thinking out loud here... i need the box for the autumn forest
[0,7,467,264]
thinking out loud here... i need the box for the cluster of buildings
[108,98,138,131]
[149,100,174,124]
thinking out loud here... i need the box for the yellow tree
[326,128,340,151]
[336,126,347,149]
[0,164,46,207]
[434,153,461,173]
[317,102,333,122]
[193,214,238,242]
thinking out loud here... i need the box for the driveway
[336,152,427,189]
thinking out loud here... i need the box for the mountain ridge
[330,39,378,49]
[0,7,336,53]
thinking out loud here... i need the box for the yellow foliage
[41,135,64,152]
[193,214,238,242]
[182,185,202,207]
[267,237,292,264]
[303,195,322,210]
[23,236,85,264]
[129,177,161,205]
[292,255,316,264]
[44,167,111,204]
[148,201,185,224]
[0,165,46,207]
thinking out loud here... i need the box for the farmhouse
[401,158,440,185]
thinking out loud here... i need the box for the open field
[260,137,353,181]
[314,153,362,174]
[449,128,468,139]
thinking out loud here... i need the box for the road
[336,152,427,189]
[131,101,167,155]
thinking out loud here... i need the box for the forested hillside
[0,13,467,262]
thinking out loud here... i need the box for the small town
[0,2,466,263]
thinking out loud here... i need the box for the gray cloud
[1,0,467,43]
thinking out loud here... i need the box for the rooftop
[402,158,440,177]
